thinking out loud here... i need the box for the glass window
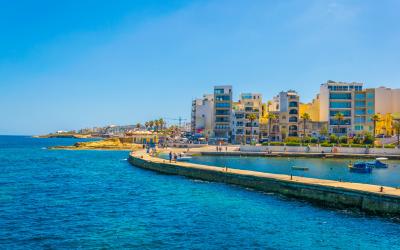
[330,102,351,108]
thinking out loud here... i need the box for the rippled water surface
[182,154,400,187]
[1,136,400,249]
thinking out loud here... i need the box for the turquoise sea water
[1,136,400,249]
[183,155,400,187]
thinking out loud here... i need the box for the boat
[367,158,389,168]
[292,166,309,171]
[348,162,372,173]
[177,155,192,162]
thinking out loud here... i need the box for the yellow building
[376,113,400,136]
[299,95,320,121]
[125,131,159,144]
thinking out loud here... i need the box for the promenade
[129,150,400,216]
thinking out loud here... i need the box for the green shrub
[384,144,396,149]
[329,134,338,143]
[285,137,301,143]
[321,142,333,147]
[363,132,374,145]
[269,142,285,146]
[340,144,350,147]
[310,138,318,143]
[286,142,301,147]
[339,136,348,144]
[350,144,365,148]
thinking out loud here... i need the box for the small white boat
[177,156,192,162]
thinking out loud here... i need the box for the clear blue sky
[1,0,399,135]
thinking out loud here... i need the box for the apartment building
[320,81,363,136]
[191,94,214,139]
[231,93,262,144]
[213,85,233,141]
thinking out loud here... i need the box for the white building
[191,94,214,139]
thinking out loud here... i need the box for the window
[330,102,351,108]
[330,93,352,99]
[216,103,230,108]
[330,110,351,117]
[215,96,230,101]
[289,117,298,122]
[355,101,365,107]
[355,93,366,100]
[289,102,298,107]
[367,93,374,99]
[214,89,224,94]
[355,109,366,115]
[289,109,298,114]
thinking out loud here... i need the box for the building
[319,81,363,136]
[191,94,214,139]
[264,90,299,140]
[231,93,262,144]
[213,85,233,141]
[278,90,300,137]
[320,81,400,136]
[299,94,320,122]
[125,131,158,145]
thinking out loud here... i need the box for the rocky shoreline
[48,138,142,151]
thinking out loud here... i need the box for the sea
[1,136,399,249]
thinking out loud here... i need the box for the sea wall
[240,145,400,156]
[128,153,400,216]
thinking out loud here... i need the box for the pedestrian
[169,151,172,163]
[174,153,178,162]
[225,146,228,152]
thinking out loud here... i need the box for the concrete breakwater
[129,152,400,217]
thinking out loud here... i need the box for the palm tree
[158,118,165,131]
[392,117,400,146]
[148,121,154,131]
[136,123,141,130]
[247,113,258,144]
[154,120,160,132]
[334,112,344,144]
[371,114,380,138]
[267,113,278,142]
[144,121,149,130]
[301,113,311,139]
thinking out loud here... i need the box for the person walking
[169,151,172,163]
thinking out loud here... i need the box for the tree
[247,113,258,144]
[266,113,278,142]
[301,113,311,140]
[136,123,141,129]
[149,121,154,131]
[334,112,345,143]
[144,122,149,130]
[371,114,380,138]
[392,117,400,146]
[158,118,165,131]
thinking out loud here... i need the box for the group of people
[216,146,228,152]
[168,151,184,162]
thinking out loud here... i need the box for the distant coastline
[33,133,99,139]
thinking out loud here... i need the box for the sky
[1,0,399,135]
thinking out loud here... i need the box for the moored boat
[292,166,309,171]
[368,158,389,168]
[348,162,372,173]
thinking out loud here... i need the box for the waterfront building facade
[213,85,233,141]
[191,94,214,139]
[319,81,363,136]
[231,93,262,144]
